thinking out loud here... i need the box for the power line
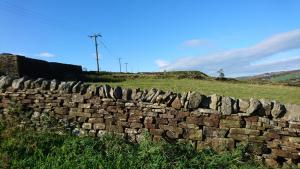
[99,39,118,60]
[100,39,125,72]
[89,33,102,73]
[0,0,87,37]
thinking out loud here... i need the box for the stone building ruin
[0,53,82,80]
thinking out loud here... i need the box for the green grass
[270,73,300,82]
[0,126,264,169]
[96,78,300,104]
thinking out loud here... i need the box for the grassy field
[270,73,300,82]
[96,78,300,105]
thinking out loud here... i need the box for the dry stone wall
[0,76,300,167]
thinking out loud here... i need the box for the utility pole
[89,33,102,73]
[124,63,128,73]
[118,58,122,73]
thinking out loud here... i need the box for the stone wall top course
[1,75,300,168]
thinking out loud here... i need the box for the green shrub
[7,101,23,114]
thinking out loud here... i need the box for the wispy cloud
[36,52,56,58]
[158,29,300,77]
[155,59,169,68]
[181,39,208,48]
[232,56,300,77]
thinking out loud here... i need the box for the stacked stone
[0,76,300,168]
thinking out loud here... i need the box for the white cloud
[159,29,300,77]
[181,39,208,48]
[155,59,169,68]
[250,55,300,67]
[231,56,300,77]
[37,52,56,58]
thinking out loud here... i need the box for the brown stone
[130,122,143,129]
[77,117,88,123]
[186,116,203,125]
[106,125,123,133]
[260,99,272,116]
[106,106,118,113]
[144,123,155,129]
[88,118,104,123]
[246,98,261,115]
[178,122,188,128]
[186,129,202,141]
[125,128,138,134]
[166,130,179,139]
[239,99,250,113]
[153,136,162,142]
[283,104,300,121]
[156,118,168,124]
[228,133,248,141]
[289,121,300,129]
[196,140,212,150]
[93,123,106,130]
[150,129,164,136]
[288,137,300,144]
[263,132,280,141]
[72,94,84,102]
[203,126,228,138]
[220,119,241,128]
[203,114,220,127]
[230,128,260,136]
[171,96,182,109]
[128,116,143,123]
[248,136,268,143]
[198,108,219,114]
[188,92,203,109]
[159,114,174,119]
[265,158,279,168]
[54,107,69,115]
[82,123,92,129]
[77,112,92,118]
[119,121,130,127]
[221,97,234,115]
[212,138,235,151]
[144,116,153,124]
[271,102,285,118]
[209,94,221,110]
[272,149,290,158]
[244,116,258,122]
[177,111,190,118]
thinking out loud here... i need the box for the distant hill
[82,70,211,82]
[237,69,300,86]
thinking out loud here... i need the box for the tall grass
[0,127,264,169]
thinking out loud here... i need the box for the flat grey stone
[188,92,203,109]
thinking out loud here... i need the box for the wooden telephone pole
[89,33,102,73]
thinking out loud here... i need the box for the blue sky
[0,0,300,77]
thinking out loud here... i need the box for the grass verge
[0,126,264,169]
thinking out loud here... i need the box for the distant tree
[217,69,225,79]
